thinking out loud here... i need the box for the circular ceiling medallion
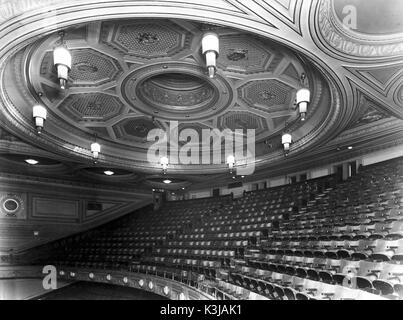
[138,72,215,109]
[121,62,234,121]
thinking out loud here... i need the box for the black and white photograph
[0,0,402,307]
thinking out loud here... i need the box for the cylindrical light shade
[53,46,72,69]
[227,155,235,169]
[282,133,292,151]
[160,156,169,170]
[202,33,219,78]
[202,33,219,56]
[54,46,72,89]
[205,51,217,67]
[33,105,47,120]
[296,88,310,105]
[299,103,308,121]
[160,156,169,165]
[35,117,44,129]
[57,65,69,89]
[299,102,308,114]
[206,52,217,78]
[282,133,292,145]
[91,142,101,159]
[33,105,47,132]
[297,88,310,121]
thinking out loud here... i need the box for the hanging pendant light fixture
[202,32,219,78]
[282,132,292,155]
[281,121,292,156]
[53,31,72,90]
[160,156,169,175]
[32,104,47,134]
[227,155,235,174]
[91,135,101,164]
[296,73,311,121]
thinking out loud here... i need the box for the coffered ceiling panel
[58,93,125,123]
[68,49,123,87]
[217,35,274,74]
[219,111,269,136]
[239,79,295,111]
[100,20,193,59]
[113,117,161,142]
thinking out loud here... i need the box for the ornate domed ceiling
[0,0,402,191]
[2,18,332,172]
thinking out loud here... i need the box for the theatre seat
[283,287,297,300]
[44,158,403,301]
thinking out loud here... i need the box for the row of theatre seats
[43,157,403,300]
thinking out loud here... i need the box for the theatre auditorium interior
[0,0,402,301]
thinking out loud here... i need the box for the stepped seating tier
[40,157,403,300]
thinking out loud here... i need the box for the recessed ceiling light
[182,187,185,190]
[104,171,115,176]
[241,176,245,178]
[25,159,39,165]
[163,180,172,184]
[348,146,353,150]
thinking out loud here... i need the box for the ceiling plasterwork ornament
[316,0,403,59]
[122,62,233,121]
[0,16,343,174]
[0,0,400,178]
[346,94,393,130]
